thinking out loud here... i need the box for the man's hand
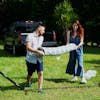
[37,50,45,56]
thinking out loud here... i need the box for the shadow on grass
[0,49,13,57]
[85,60,100,65]
[94,66,100,70]
[24,85,96,95]
[0,49,26,57]
[0,77,38,91]
[44,78,89,84]
[0,85,18,91]
[43,85,96,90]
[11,77,38,83]
[0,82,26,91]
[0,79,99,92]
[84,47,100,54]
[45,78,71,83]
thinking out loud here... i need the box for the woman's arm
[77,37,83,48]
[76,29,84,48]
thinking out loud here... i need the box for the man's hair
[32,21,45,31]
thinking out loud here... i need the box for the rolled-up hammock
[39,43,76,55]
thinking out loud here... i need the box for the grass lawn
[0,43,100,100]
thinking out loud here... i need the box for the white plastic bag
[85,70,97,80]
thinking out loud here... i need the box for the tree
[70,0,100,46]
[54,0,78,44]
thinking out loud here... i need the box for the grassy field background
[0,43,100,100]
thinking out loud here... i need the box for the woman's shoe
[71,76,78,82]
[81,77,87,84]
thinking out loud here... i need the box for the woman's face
[72,23,78,31]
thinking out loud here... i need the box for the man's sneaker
[71,76,78,82]
[25,83,32,88]
[81,77,87,84]
[38,89,44,94]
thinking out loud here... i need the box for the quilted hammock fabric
[43,43,76,55]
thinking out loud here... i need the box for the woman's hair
[73,20,84,39]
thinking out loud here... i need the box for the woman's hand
[75,45,79,50]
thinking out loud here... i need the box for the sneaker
[71,76,78,82]
[25,83,32,88]
[38,89,44,94]
[81,77,87,84]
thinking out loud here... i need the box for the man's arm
[26,41,44,56]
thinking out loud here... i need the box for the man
[25,22,45,93]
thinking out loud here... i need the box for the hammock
[40,43,76,55]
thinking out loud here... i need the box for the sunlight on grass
[0,44,100,100]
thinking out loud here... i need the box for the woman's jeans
[66,50,85,77]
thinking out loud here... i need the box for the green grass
[0,44,100,100]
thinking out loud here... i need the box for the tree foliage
[54,0,78,29]
[0,0,100,45]
[54,0,78,44]
[70,0,100,46]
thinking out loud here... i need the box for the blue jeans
[66,48,84,77]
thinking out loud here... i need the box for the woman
[66,20,87,83]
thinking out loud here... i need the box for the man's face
[38,26,45,35]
